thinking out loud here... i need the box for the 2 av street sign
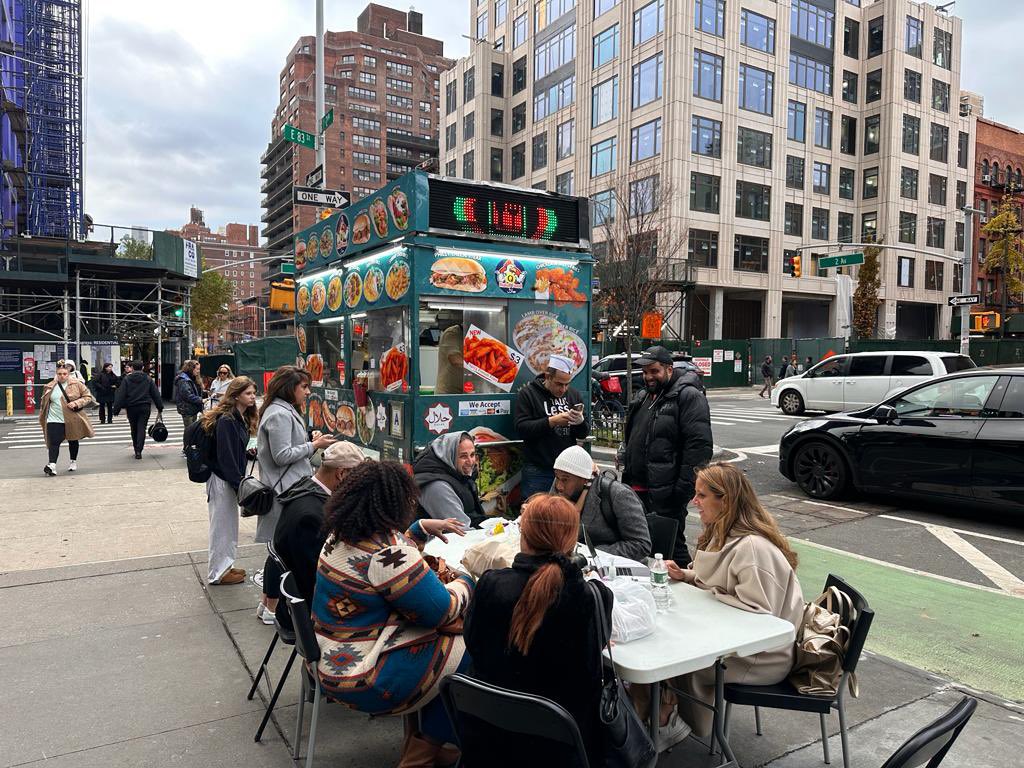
[283,123,316,150]
[948,294,981,307]
[818,252,865,269]
[320,109,334,133]
[293,186,350,208]
[306,164,324,188]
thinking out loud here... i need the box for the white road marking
[880,514,1024,548]
[768,494,870,516]
[709,419,736,426]
[733,444,780,455]
[923,524,1024,597]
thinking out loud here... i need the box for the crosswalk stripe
[711,409,800,419]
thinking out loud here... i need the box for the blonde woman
[39,362,95,475]
[208,364,234,407]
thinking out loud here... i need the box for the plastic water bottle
[650,553,673,613]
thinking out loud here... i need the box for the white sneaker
[256,603,276,625]
[655,712,692,752]
[44,463,56,476]
[67,461,77,472]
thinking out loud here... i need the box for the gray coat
[579,476,652,562]
[256,398,315,543]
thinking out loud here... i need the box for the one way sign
[293,186,350,208]
[948,294,980,307]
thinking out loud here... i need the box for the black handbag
[237,456,283,517]
[587,580,658,768]
[147,413,168,442]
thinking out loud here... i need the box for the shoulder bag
[788,586,859,698]
[147,412,168,442]
[587,580,657,768]
[238,456,284,517]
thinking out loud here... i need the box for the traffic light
[173,307,184,318]
[792,254,802,278]
[970,311,1001,333]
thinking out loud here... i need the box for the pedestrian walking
[784,353,799,379]
[39,362,95,476]
[92,362,120,424]
[513,354,589,500]
[208,364,233,407]
[620,345,713,563]
[113,360,164,459]
[254,365,336,621]
[759,355,774,398]
[64,360,86,385]
[174,360,205,451]
[201,376,259,585]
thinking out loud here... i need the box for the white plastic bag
[606,578,657,643]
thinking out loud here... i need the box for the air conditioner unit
[982,174,992,183]
[980,216,989,224]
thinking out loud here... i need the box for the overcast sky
[83,0,1022,235]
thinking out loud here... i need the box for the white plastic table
[426,528,796,765]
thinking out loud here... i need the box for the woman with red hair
[464,493,613,766]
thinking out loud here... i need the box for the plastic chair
[440,673,591,768]
[250,540,298,743]
[645,514,679,559]
[881,696,976,768]
[722,574,875,768]
[281,571,324,768]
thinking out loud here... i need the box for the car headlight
[788,418,827,434]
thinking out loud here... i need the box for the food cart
[293,172,593,514]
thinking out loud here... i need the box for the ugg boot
[396,733,442,768]
[436,743,461,767]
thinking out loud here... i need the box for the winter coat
[256,398,315,543]
[413,432,486,527]
[622,369,713,518]
[93,371,120,403]
[209,410,249,491]
[113,371,163,414]
[174,372,204,417]
[465,555,614,768]
[273,476,331,631]
[578,473,652,561]
[38,378,95,445]
[513,376,589,470]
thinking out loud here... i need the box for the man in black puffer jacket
[620,346,713,562]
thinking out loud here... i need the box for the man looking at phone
[514,354,589,499]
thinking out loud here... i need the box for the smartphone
[572,403,585,412]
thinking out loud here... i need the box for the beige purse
[788,586,859,698]
[460,532,521,579]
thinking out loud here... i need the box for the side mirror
[874,404,897,424]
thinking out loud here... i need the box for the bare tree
[592,167,688,403]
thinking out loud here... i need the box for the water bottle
[650,553,672,613]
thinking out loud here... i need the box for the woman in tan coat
[39,362,95,476]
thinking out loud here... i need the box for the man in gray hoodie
[413,431,487,527]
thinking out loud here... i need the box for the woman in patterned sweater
[313,460,472,767]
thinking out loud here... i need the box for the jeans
[519,465,555,502]
[126,406,150,455]
[181,413,198,451]
[46,422,79,464]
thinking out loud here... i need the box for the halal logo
[494,258,526,295]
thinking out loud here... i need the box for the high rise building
[440,0,974,340]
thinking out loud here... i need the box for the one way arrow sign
[293,186,350,208]
[948,294,980,307]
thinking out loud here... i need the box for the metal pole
[960,207,976,356]
[75,270,81,368]
[63,289,70,360]
[185,286,193,355]
[157,279,163,391]
[315,0,326,175]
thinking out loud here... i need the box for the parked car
[771,351,976,415]
[778,368,1024,510]
[593,352,705,403]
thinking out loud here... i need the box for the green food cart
[293,172,593,514]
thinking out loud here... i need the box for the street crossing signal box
[970,311,1001,333]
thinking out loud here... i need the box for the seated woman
[464,493,614,767]
[652,462,805,742]
[313,461,472,767]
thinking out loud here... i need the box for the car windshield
[892,376,999,418]
[942,355,977,374]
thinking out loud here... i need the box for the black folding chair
[881,696,976,768]
[281,571,325,768]
[440,673,591,768]
[250,540,298,743]
[645,514,679,559]
[723,574,875,768]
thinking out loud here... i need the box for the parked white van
[770,351,976,415]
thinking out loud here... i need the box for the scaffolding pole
[62,289,69,360]
[75,269,81,367]
[156,279,163,390]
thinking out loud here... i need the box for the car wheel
[779,389,805,415]
[793,441,849,500]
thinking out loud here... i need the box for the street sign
[280,263,296,275]
[283,123,316,150]
[818,252,865,269]
[320,108,334,133]
[293,186,350,208]
[948,294,981,307]
[306,164,324,188]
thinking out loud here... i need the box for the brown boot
[436,743,460,767]
[396,733,441,768]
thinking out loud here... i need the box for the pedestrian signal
[792,254,802,278]
[970,311,1000,333]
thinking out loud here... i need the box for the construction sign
[640,311,663,339]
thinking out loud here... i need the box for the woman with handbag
[39,362,95,476]
[314,460,471,767]
[200,376,258,585]
[208,364,233,407]
[254,365,336,623]
[464,493,616,768]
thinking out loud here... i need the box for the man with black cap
[620,345,712,562]
[514,353,589,500]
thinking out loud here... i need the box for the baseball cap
[321,440,367,469]
[553,445,596,480]
[635,345,673,367]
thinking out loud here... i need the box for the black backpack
[184,418,216,483]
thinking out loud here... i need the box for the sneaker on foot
[44,463,56,476]
[655,712,692,753]
[256,603,276,625]
[67,461,77,472]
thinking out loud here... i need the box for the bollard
[5,386,12,417]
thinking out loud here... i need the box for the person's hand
[312,430,323,440]
[665,560,695,583]
[420,517,467,543]
[549,411,573,428]
[567,409,584,426]
[312,434,336,450]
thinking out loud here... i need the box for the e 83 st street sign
[283,123,316,150]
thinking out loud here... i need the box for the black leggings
[46,422,79,464]
[263,554,283,600]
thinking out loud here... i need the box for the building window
[957,132,969,170]
[513,13,527,47]
[838,211,854,241]
[593,24,619,67]
[956,221,965,251]
[813,161,831,195]
[495,0,507,26]
[445,123,457,149]
[734,235,769,273]
[844,18,859,58]
[812,207,830,240]
[867,16,884,57]
[511,143,526,179]
[785,203,804,237]
[840,115,857,155]
[934,28,952,69]
[862,212,878,241]
[693,50,724,102]
[956,180,967,210]
[352,116,381,132]
[535,25,576,79]
[490,108,504,136]
[737,127,772,168]
[863,166,879,199]
[736,180,771,221]
[510,102,526,134]
[789,53,832,95]
[477,11,489,40]
[631,118,662,162]
[904,69,921,102]
[534,74,575,119]
[787,100,806,142]
[932,79,950,112]
[865,69,882,102]
[927,217,945,248]
[741,9,775,53]
[592,76,619,127]
[512,57,527,94]
[929,174,947,206]
[814,108,832,149]
[590,136,617,177]
[689,229,718,267]
[690,172,720,213]
[490,147,503,181]
[842,71,858,103]
[792,0,835,49]
[463,68,475,101]
[898,256,914,287]
[359,72,377,86]
[899,212,917,244]
[634,0,665,44]
[348,86,377,101]
[925,260,944,291]
[631,53,664,108]
[388,77,413,93]
[902,115,920,154]
[463,150,474,179]
[445,81,457,113]
[592,189,615,226]
[595,0,620,17]
[694,0,724,37]
[532,131,548,170]
[906,16,923,57]
[492,63,504,97]
[557,119,575,159]
[692,115,722,158]
[535,0,576,32]
[786,155,805,189]
[901,167,919,199]
[864,114,880,154]
[738,64,774,115]
[629,175,660,215]
[556,170,574,194]
[930,123,949,163]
